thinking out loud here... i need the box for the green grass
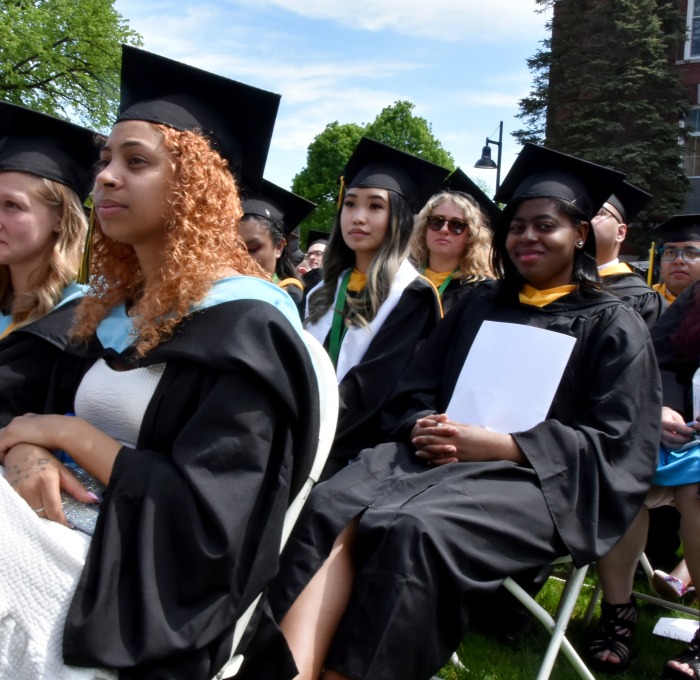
[436,567,697,679]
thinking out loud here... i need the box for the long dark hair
[490,197,600,296]
[305,189,414,327]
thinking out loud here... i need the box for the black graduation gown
[440,277,493,316]
[0,299,79,426]
[55,297,319,680]
[651,280,700,418]
[320,276,441,478]
[267,284,661,680]
[601,270,667,329]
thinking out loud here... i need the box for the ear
[615,222,628,243]
[275,237,286,258]
[574,220,589,245]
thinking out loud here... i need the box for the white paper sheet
[445,321,576,433]
[653,616,699,643]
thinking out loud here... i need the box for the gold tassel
[77,202,95,285]
[337,175,345,211]
[647,240,655,287]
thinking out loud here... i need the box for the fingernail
[87,491,102,502]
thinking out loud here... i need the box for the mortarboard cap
[443,167,501,227]
[606,181,652,223]
[0,101,97,202]
[117,45,280,191]
[306,229,330,249]
[242,180,315,236]
[343,137,450,212]
[654,215,700,244]
[494,143,626,220]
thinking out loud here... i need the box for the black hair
[241,213,300,281]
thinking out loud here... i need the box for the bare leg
[665,484,700,677]
[669,559,692,586]
[281,520,358,680]
[591,507,648,666]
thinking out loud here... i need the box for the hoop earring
[576,240,584,248]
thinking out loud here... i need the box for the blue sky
[113,1,551,197]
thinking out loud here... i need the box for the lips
[96,199,126,218]
[515,249,544,263]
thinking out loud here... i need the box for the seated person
[244,143,661,680]
[0,46,319,680]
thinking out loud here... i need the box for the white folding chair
[214,331,339,679]
[501,558,596,680]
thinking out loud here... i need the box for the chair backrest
[214,329,339,680]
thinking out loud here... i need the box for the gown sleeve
[62,303,319,680]
[650,281,699,417]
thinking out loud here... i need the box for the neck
[9,262,40,299]
[428,253,460,273]
[354,251,374,274]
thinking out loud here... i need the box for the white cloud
[246,0,548,42]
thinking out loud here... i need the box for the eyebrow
[100,139,155,153]
[346,190,387,202]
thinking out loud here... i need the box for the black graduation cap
[494,143,626,220]
[343,137,450,212]
[443,167,501,227]
[242,180,315,236]
[306,229,330,249]
[117,45,280,191]
[654,215,700,244]
[0,100,97,202]
[606,181,652,223]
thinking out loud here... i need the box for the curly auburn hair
[0,175,87,329]
[72,124,265,356]
[410,192,493,282]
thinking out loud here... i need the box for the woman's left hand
[412,414,526,466]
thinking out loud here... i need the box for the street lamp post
[474,121,503,197]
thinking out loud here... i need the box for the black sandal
[662,626,700,679]
[587,600,637,674]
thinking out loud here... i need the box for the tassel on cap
[337,175,345,211]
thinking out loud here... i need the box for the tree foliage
[514,0,689,230]
[292,101,455,241]
[0,0,142,130]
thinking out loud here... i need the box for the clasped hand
[661,406,700,450]
[411,413,524,466]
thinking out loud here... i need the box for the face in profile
[238,216,284,276]
[659,241,700,297]
[0,171,60,273]
[505,197,587,290]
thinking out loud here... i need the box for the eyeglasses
[426,215,469,235]
[659,246,700,262]
[307,249,324,258]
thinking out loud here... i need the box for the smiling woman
[254,143,662,680]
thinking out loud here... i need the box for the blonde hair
[72,124,265,356]
[0,176,87,329]
[410,192,493,282]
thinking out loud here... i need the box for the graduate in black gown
[410,168,495,315]
[304,137,447,478]
[591,179,666,328]
[0,102,97,425]
[259,143,661,680]
[0,46,319,680]
[240,179,315,317]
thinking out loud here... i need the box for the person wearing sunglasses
[410,169,495,314]
[652,215,700,303]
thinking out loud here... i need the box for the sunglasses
[426,215,469,235]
